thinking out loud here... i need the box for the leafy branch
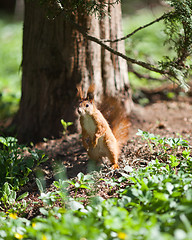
[102,13,167,43]
[40,0,121,19]
[72,21,189,90]
[128,63,167,82]
[163,0,192,68]
[40,0,192,90]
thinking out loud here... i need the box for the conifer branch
[128,64,166,81]
[73,22,189,90]
[47,1,190,90]
[73,22,168,75]
[102,13,168,43]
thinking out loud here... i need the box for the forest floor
[19,84,192,218]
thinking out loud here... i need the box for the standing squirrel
[77,84,130,169]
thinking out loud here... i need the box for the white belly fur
[82,114,96,140]
[88,136,107,160]
[82,114,114,161]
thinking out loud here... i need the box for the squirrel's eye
[86,103,89,108]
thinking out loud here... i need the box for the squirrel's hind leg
[109,154,119,169]
[106,137,119,169]
[106,146,119,169]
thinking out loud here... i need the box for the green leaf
[0,137,7,146]
[66,122,73,127]
[3,182,11,196]
[83,174,93,181]
[79,184,91,190]
[39,207,48,216]
[9,191,16,204]
[36,178,44,193]
[68,200,84,210]
[77,172,84,182]
[166,182,174,195]
[124,166,133,173]
[16,192,29,201]
[153,191,169,201]
[174,229,187,240]
[180,214,191,232]
[6,137,17,147]
[75,182,81,188]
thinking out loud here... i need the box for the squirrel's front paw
[92,138,98,148]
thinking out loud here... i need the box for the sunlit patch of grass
[122,7,174,89]
[0,14,22,120]
[122,7,168,61]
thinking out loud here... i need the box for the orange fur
[77,84,130,169]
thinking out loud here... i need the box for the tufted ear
[87,84,95,102]
[76,84,84,100]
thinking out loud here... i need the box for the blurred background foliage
[0,0,188,123]
[122,6,167,87]
[0,13,22,122]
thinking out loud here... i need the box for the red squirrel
[77,84,130,169]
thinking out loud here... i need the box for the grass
[0,14,22,120]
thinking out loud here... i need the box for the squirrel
[77,84,130,169]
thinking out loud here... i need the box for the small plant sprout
[63,172,94,198]
[136,130,190,160]
[61,119,73,135]
[169,155,180,173]
[0,182,28,214]
[136,129,159,153]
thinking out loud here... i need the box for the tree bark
[0,0,16,14]
[15,0,132,143]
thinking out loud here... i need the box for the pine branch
[74,22,189,90]
[46,3,189,90]
[72,21,168,75]
[102,13,168,43]
[128,64,166,81]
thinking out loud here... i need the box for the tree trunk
[0,0,16,14]
[14,0,24,20]
[15,0,132,143]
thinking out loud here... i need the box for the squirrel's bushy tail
[99,96,130,148]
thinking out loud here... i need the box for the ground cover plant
[0,136,48,191]
[0,136,48,218]
[0,130,191,240]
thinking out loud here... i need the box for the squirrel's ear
[87,84,95,101]
[76,84,83,100]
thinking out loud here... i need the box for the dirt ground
[32,86,192,180]
[18,86,192,217]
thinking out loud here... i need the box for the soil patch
[31,91,192,182]
[18,87,192,218]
